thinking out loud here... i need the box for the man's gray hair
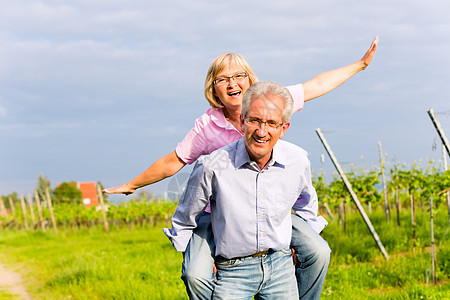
[242,81,293,122]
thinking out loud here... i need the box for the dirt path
[0,263,32,300]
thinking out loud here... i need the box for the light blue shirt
[164,137,327,259]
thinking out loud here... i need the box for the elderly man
[164,81,328,299]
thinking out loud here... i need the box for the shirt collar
[234,138,251,168]
[234,138,287,169]
[208,107,237,130]
[271,140,287,167]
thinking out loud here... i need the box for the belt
[216,250,271,262]
[251,250,270,257]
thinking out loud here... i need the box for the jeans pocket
[215,258,242,270]
[280,247,292,256]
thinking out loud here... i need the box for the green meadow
[0,208,449,299]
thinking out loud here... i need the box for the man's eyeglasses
[245,117,284,130]
[214,72,248,86]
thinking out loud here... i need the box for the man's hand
[291,248,300,267]
[213,263,217,282]
[183,252,218,282]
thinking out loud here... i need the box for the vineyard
[314,161,450,226]
[1,160,449,232]
[0,194,177,231]
[0,159,448,242]
[1,155,450,299]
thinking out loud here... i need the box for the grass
[0,290,21,300]
[0,208,449,299]
[321,206,450,299]
[0,225,187,299]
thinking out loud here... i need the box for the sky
[1,0,450,201]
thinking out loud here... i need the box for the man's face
[242,95,290,169]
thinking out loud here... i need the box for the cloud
[1,0,450,196]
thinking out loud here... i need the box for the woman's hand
[103,183,136,195]
[360,35,379,70]
[303,35,380,101]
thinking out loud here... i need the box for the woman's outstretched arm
[103,150,186,195]
[302,35,379,102]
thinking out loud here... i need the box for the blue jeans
[181,212,330,300]
[213,248,298,300]
[291,214,331,299]
[181,212,216,300]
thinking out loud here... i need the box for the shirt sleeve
[163,159,212,251]
[292,155,328,234]
[175,117,209,165]
[286,83,305,113]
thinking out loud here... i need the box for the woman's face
[213,62,251,112]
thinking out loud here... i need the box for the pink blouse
[176,83,305,164]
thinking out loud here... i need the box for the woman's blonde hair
[204,53,259,109]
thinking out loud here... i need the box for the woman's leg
[181,211,216,300]
[291,213,331,299]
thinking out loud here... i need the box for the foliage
[0,192,19,210]
[0,197,177,230]
[312,160,450,214]
[348,167,381,206]
[388,161,450,208]
[36,173,51,204]
[312,171,331,206]
[53,182,82,204]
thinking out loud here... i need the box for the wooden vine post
[427,108,450,225]
[19,194,29,230]
[316,128,389,260]
[430,196,437,285]
[0,196,6,217]
[34,190,46,230]
[0,196,6,230]
[411,193,416,249]
[45,188,58,234]
[427,108,450,157]
[395,186,401,228]
[97,184,109,234]
[27,193,37,229]
[443,145,450,226]
[8,197,16,216]
[323,202,335,221]
[378,141,390,222]
[342,200,347,232]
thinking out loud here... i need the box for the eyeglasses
[245,117,284,130]
[214,72,248,86]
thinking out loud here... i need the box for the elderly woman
[105,35,379,300]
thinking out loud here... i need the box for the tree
[53,182,82,204]
[36,173,51,202]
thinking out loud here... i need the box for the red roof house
[77,182,99,207]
